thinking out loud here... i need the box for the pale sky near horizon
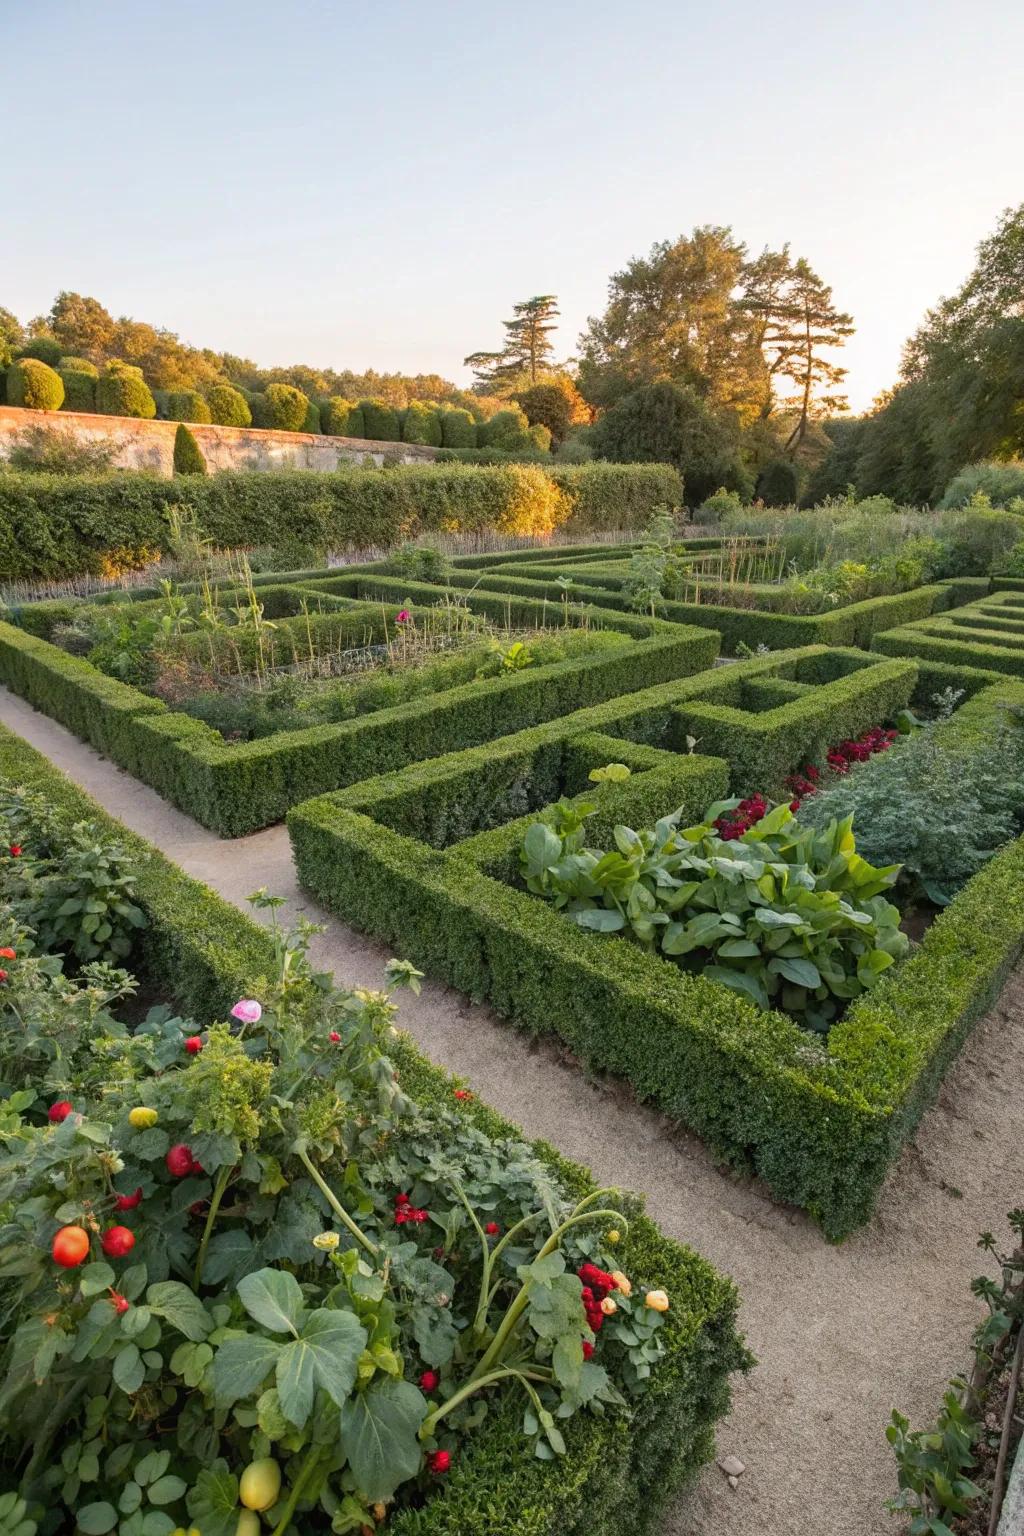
[3,0,1022,412]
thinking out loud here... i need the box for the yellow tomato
[239,1459,282,1512]
[128,1107,158,1128]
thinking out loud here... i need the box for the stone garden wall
[0,405,440,476]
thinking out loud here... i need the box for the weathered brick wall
[0,405,441,475]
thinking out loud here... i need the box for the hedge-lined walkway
[2,683,1023,1536]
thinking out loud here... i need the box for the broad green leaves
[339,1378,427,1502]
[521,795,910,1030]
[237,1269,303,1336]
[214,1269,367,1431]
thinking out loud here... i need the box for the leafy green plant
[0,821,675,1533]
[798,694,1024,904]
[521,797,908,1029]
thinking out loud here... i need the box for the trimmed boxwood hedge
[432,567,990,654]
[287,650,1024,1239]
[872,597,1024,678]
[0,604,716,835]
[0,720,748,1536]
[0,464,678,583]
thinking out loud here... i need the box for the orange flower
[611,1270,632,1296]
[599,1295,618,1316]
[644,1289,669,1312]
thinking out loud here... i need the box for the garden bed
[0,719,748,1536]
[0,578,716,834]
[279,645,1024,1241]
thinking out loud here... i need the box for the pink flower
[230,999,262,1024]
[395,609,410,624]
[329,1031,341,1043]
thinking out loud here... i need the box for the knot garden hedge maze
[3,544,1024,1238]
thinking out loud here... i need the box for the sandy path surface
[3,685,1022,1535]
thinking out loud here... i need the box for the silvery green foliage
[798,702,1024,904]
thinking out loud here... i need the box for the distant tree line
[805,204,1024,505]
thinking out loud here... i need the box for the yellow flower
[611,1270,632,1296]
[606,1229,621,1245]
[128,1107,158,1129]
[313,1231,340,1251]
[600,1295,618,1316]
[644,1289,670,1312]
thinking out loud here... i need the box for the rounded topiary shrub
[6,358,65,411]
[17,336,63,368]
[320,397,356,436]
[243,390,270,428]
[400,400,442,447]
[58,368,96,411]
[358,397,400,441]
[95,368,157,420]
[756,458,799,506]
[479,404,532,452]
[208,384,252,427]
[439,407,478,449]
[173,422,207,475]
[263,383,309,432]
[302,398,322,434]
[344,404,366,438]
[57,355,99,378]
[167,389,212,424]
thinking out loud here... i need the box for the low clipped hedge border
[282,646,995,1240]
[0,610,717,836]
[0,721,748,1536]
[0,463,680,584]
[873,600,1024,678]
[420,564,990,654]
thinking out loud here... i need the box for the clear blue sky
[3,0,1022,409]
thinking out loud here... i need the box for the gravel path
[2,685,1022,1536]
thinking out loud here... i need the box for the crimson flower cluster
[578,1260,616,1335]
[785,725,898,808]
[394,1191,429,1226]
[713,793,769,841]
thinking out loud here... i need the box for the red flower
[453,1089,473,1101]
[582,1339,594,1360]
[484,1221,500,1236]
[101,1225,136,1259]
[48,1100,74,1123]
[578,1262,616,1296]
[395,1193,411,1206]
[790,800,801,812]
[9,846,21,858]
[184,1036,203,1055]
[419,1369,439,1392]
[427,1450,450,1475]
[0,948,14,960]
[165,1144,195,1178]
[329,1031,341,1043]
[0,971,7,984]
[109,1289,131,1315]
[115,1187,143,1211]
[408,1208,429,1223]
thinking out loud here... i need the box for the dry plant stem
[987,1320,1024,1536]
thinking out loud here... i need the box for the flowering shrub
[521,797,908,1029]
[0,882,671,1531]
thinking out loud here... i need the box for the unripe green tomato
[239,1459,281,1512]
